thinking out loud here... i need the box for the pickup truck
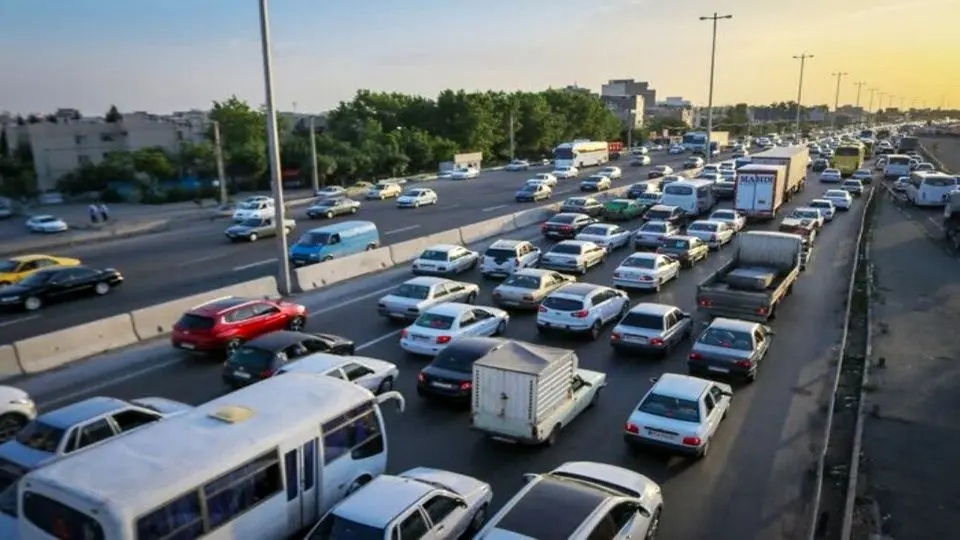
[224,217,296,242]
[778,215,819,244]
[696,231,805,322]
[470,340,605,446]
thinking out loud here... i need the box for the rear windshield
[548,215,576,224]
[687,222,715,231]
[430,348,487,373]
[665,185,693,196]
[394,284,430,300]
[415,313,455,330]
[419,250,449,261]
[178,314,215,331]
[620,313,664,329]
[639,193,661,202]
[887,156,910,165]
[485,248,517,259]
[580,226,609,236]
[810,201,831,208]
[564,199,586,206]
[502,275,540,289]
[661,238,689,249]
[638,393,701,423]
[550,244,582,255]
[542,297,583,311]
[620,256,655,269]
[641,223,667,233]
[228,347,277,370]
[15,421,64,453]
[645,209,671,220]
[699,327,754,350]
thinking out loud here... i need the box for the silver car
[278,352,399,394]
[492,268,576,309]
[611,302,693,356]
[538,240,606,275]
[377,277,479,321]
[685,220,734,249]
[306,197,361,219]
[688,317,774,382]
[634,220,680,249]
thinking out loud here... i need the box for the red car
[171,296,308,355]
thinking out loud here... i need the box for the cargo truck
[681,131,730,154]
[897,136,919,154]
[696,231,805,323]
[733,164,786,220]
[470,340,605,446]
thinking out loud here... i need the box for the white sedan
[528,176,557,188]
[26,215,68,233]
[668,145,686,155]
[820,168,843,183]
[851,168,873,183]
[599,166,622,179]
[412,244,479,275]
[505,160,530,171]
[707,209,746,232]
[400,302,509,356]
[553,166,579,179]
[822,189,853,210]
[278,352,399,394]
[532,172,558,185]
[808,199,837,221]
[396,188,438,208]
[631,155,652,167]
[574,223,632,251]
[685,220,735,249]
[612,252,680,291]
[451,167,480,180]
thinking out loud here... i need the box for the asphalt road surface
[29,172,869,540]
[0,152,700,342]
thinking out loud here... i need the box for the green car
[602,199,643,221]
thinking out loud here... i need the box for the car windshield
[430,348,487,373]
[542,296,583,311]
[550,244,582,255]
[228,347,276,370]
[307,515,385,540]
[620,256,656,269]
[842,181,860,187]
[402,190,423,198]
[419,250,449,261]
[580,226,609,236]
[297,232,331,246]
[641,223,666,233]
[687,222,715,231]
[520,185,537,193]
[661,238,689,249]
[177,313,215,330]
[239,219,262,227]
[645,210,671,220]
[548,215,576,224]
[638,393,701,423]
[14,421,64,453]
[564,199,586,206]
[699,327,754,350]
[415,313,455,330]
[0,260,18,272]
[620,312,664,329]
[393,283,431,300]
[583,177,601,183]
[18,271,56,287]
[313,198,336,206]
[238,202,259,210]
[502,275,540,289]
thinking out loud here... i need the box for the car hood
[225,225,253,234]
[401,467,488,499]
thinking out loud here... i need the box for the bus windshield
[554,148,575,160]
[888,156,911,165]
[664,185,693,196]
[835,147,862,157]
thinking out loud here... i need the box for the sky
[1,0,958,115]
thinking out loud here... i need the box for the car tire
[645,507,662,540]
[248,233,258,242]
[350,207,358,214]
[495,319,507,336]
[287,316,306,331]
[325,211,334,219]
[466,292,477,304]
[376,377,394,394]
[224,338,242,356]
[588,320,601,340]
[94,282,110,295]
[23,296,42,311]
[545,424,561,446]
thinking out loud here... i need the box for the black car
[540,213,595,239]
[0,266,123,311]
[642,204,686,225]
[417,337,507,402]
[811,158,829,172]
[222,330,355,388]
[558,196,603,217]
[626,182,655,199]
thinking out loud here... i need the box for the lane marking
[356,329,403,351]
[38,357,184,409]
[442,204,462,210]
[0,315,41,328]
[482,204,508,212]
[178,254,226,267]
[311,284,401,316]
[233,258,277,272]
[385,225,420,235]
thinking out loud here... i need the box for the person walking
[98,202,110,222]
[88,203,100,225]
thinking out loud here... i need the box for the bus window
[136,491,204,540]
[22,491,105,540]
[321,404,384,464]
[202,451,283,529]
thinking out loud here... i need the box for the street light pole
[853,81,866,124]
[699,12,733,159]
[792,53,813,135]
[831,72,848,129]
[212,121,228,205]
[308,116,319,193]
[878,92,886,112]
[258,0,292,295]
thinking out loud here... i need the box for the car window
[587,512,619,540]
[224,307,255,323]
[709,386,725,402]
[111,409,162,433]
[704,394,716,413]
[422,495,460,525]
[397,510,429,539]
[77,419,115,450]
[251,303,281,317]
[341,363,374,381]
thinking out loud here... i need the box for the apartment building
[601,79,657,112]
[602,95,645,129]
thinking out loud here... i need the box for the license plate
[233,371,251,379]
[413,335,429,342]
[432,382,456,389]
[179,343,195,350]
[708,366,730,373]
[389,313,406,319]
[646,430,672,440]
[624,334,648,343]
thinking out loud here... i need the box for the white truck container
[470,340,605,446]
[734,164,787,219]
[750,145,809,199]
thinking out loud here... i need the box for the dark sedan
[540,212,596,239]
[811,158,830,172]
[222,330,355,388]
[417,337,508,402]
[0,266,123,311]
[306,197,361,219]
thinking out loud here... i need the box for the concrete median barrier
[512,204,560,228]
[14,314,139,374]
[458,214,518,244]
[388,230,464,264]
[130,276,279,340]
[0,345,23,381]
[296,247,395,291]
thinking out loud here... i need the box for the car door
[422,494,469,538]
[261,218,274,237]
[470,308,499,336]
[45,268,91,299]
[443,282,469,302]
[591,290,615,323]
[248,302,289,333]
[702,393,722,438]
[663,310,684,346]
[455,310,479,338]
[449,249,468,272]
[393,508,432,540]
[340,362,379,392]
[709,385,730,417]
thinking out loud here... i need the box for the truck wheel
[545,425,561,446]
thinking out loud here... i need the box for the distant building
[563,84,595,96]
[601,95,645,129]
[601,79,657,112]
[662,97,692,108]
[645,105,693,127]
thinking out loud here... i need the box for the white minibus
[17,373,405,540]
[882,154,912,179]
[661,178,716,216]
[904,172,957,207]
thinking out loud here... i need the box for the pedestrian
[88,203,100,225]
[98,202,109,222]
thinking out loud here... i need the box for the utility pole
[853,81,866,124]
[831,72,848,129]
[792,53,813,135]
[878,92,886,112]
[212,121,228,205]
[699,12,733,159]
[508,109,516,161]
[308,116,319,193]
[258,0,292,295]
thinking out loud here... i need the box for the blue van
[289,220,380,266]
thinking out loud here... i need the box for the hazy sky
[2,0,958,114]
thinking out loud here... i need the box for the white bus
[553,140,609,169]
[661,178,717,216]
[17,373,405,540]
[904,172,958,207]
[882,154,912,179]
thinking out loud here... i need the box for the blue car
[288,220,380,266]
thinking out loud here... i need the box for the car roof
[38,397,132,429]
[708,317,759,333]
[690,219,724,226]
[422,244,461,253]
[9,254,53,263]
[334,474,434,526]
[582,223,617,230]
[493,475,609,538]
[423,302,472,316]
[306,220,376,234]
[623,252,659,261]
[627,302,676,316]
[403,276,449,287]
[810,199,832,204]
[553,282,604,298]
[549,212,588,220]
[513,268,556,278]
[555,240,594,248]
[650,373,711,400]
[649,204,678,211]
[663,234,696,241]
[489,239,526,249]
[188,296,255,316]
[242,331,313,350]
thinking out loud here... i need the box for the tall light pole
[699,12,733,158]
[899,96,906,111]
[308,116,319,193]
[212,121,228,205]
[831,72,848,129]
[258,0,292,295]
[853,81,866,124]
[878,92,886,112]
[792,53,813,135]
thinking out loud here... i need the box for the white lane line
[442,204,462,210]
[311,284,401,316]
[178,254,226,267]
[482,204,508,212]
[0,315,41,328]
[385,225,420,236]
[233,258,277,272]
[356,329,403,351]
[39,357,184,409]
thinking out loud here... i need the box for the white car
[400,302,509,356]
[278,352,399,394]
[396,188,438,208]
[789,207,826,229]
[412,244,479,276]
[820,168,843,183]
[851,168,873,183]
[708,209,746,232]
[632,147,650,155]
[579,175,611,192]
[538,240,606,275]
[892,176,910,193]
[649,165,674,179]
[574,223,632,251]
[480,239,541,277]
[668,144,686,155]
[307,468,493,539]
[25,215,68,233]
[553,166,579,179]
[365,182,402,200]
[915,162,936,173]
[0,386,36,442]
[874,158,887,171]
[841,179,865,197]
[685,220,735,249]
[808,199,837,221]
[451,167,480,180]
[599,166,622,179]
[631,154,652,166]
[822,189,853,210]
[377,277,479,321]
[315,186,345,198]
[634,220,681,249]
[536,282,629,339]
[701,164,721,175]
[505,159,531,171]
[623,373,733,458]
[527,175,557,188]
[532,172,558,185]
[232,198,275,222]
[612,252,680,291]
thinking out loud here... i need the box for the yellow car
[0,254,81,285]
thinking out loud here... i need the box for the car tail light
[698,298,712,307]
[682,436,702,446]
[757,306,769,315]
[624,422,640,434]
[417,373,426,383]
[539,306,548,312]
[541,224,549,231]
[260,368,276,378]
[611,332,622,341]
[650,338,664,346]
[572,310,589,318]
[436,335,452,344]
[401,329,409,338]
[561,225,573,231]
[689,352,703,360]
[736,360,752,368]
[460,381,472,391]
[522,295,534,301]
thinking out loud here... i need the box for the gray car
[634,220,681,249]
[687,317,774,382]
[224,217,296,242]
[306,197,361,219]
[611,302,693,356]
[492,268,576,309]
[377,276,479,321]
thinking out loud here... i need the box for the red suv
[171,297,308,355]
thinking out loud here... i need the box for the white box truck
[470,340,606,446]
[750,146,809,199]
[734,164,787,220]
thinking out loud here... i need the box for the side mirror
[521,473,537,484]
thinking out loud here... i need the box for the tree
[131,147,176,182]
[105,105,122,123]
[314,155,337,185]
[178,141,216,178]
[209,96,268,180]
[0,129,8,156]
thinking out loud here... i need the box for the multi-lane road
[0,153,699,342]
[27,169,868,540]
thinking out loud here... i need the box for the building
[662,97,692,108]
[749,105,828,125]
[601,79,657,111]
[563,84,595,96]
[645,105,694,126]
[602,95,645,129]
[3,112,207,192]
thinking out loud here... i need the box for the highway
[26,170,868,540]
[0,152,698,343]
